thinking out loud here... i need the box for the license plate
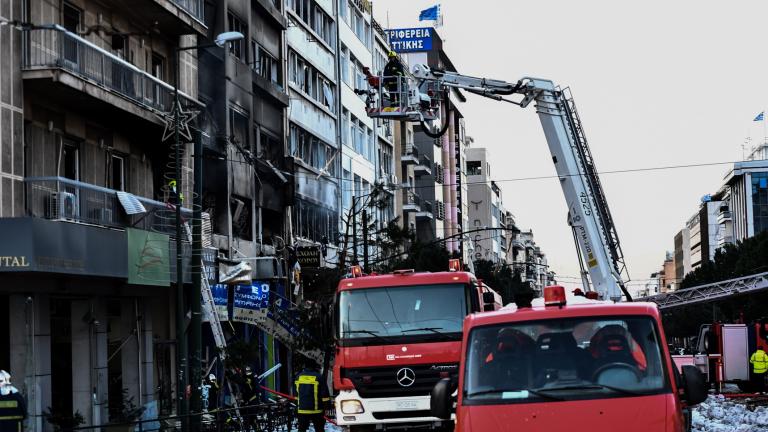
[395,400,418,410]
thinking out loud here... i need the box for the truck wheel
[737,381,754,392]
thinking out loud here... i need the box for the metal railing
[169,0,205,21]
[416,155,432,169]
[25,177,193,235]
[402,190,421,209]
[401,143,418,157]
[22,26,197,113]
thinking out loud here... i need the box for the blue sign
[232,282,270,325]
[387,27,433,53]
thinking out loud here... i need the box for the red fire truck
[430,286,709,432]
[333,261,502,430]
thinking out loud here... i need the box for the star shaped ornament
[158,99,200,142]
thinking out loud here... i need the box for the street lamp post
[172,31,243,431]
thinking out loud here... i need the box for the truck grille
[342,363,459,398]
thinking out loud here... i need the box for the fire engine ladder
[183,223,242,418]
[639,271,768,309]
[560,88,630,289]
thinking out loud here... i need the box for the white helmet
[208,374,216,382]
[0,370,9,386]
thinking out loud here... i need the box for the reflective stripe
[0,416,23,420]
[0,401,18,408]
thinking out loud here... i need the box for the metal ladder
[560,88,629,282]
[184,223,242,418]
[639,271,768,309]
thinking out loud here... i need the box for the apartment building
[0,0,207,429]
[285,0,340,266]
[713,159,768,246]
[466,147,508,263]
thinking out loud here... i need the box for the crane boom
[399,66,630,301]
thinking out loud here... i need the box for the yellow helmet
[388,51,397,58]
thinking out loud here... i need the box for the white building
[713,159,768,248]
[286,0,342,265]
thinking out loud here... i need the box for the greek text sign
[387,27,433,53]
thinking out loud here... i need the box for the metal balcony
[416,200,434,220]
[717,210,732,224]
[25,176,196,236]
[402,190,421,213]
[414,155,432,176]
[22,26,199,120]
[401,144,419,165]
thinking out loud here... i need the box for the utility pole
[172,49,188,428]
[352,197,358,264]
[362,209,369,272]
[190,129,203,431]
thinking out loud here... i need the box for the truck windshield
[338,283,469,342]
[464,316,669,404]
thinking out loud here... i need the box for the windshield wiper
[342,330,388,343]
[466,388,565,401]
[401,327,453,339]
[534,384,644,396]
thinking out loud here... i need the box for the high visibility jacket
[295,369,329,415]
[751,349,768,374]
[0,390,26,432]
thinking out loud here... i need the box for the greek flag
[419,4,440,21]
[754,112,764,121]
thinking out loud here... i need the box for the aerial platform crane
[363,66,631,301]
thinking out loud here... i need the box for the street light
[171,31,243,430]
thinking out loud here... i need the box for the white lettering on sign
[0,256,30,267]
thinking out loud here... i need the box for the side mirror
[430,378,453,420]
[681,365,708,406]
[482,292,495,304]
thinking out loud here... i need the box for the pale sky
[374,0,768,289]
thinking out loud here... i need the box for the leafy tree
[473,259,535,306]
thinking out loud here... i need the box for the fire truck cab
[431,286,709,432]
[334,262,501,431]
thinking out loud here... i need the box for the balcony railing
[22,26,197,114]
[402,190,422,212]
[25,176,194,236]
[402,144,419,157]
[170,0,204,21]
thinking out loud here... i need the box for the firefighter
[383,51,405,106]
[750,347,768,392]
[0,371,25,432]
[295,360,329,432]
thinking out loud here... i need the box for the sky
[374,0,768,289]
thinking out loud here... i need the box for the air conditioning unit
[47,192,79,220]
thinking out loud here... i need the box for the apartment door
[62,3,81,65]
[151,54,165,107]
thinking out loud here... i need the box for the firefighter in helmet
[383,51,406,106]
[295,360,329,432]
[0,371,25,432]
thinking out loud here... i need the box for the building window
[340,45,350,85]
[289,123,335,174]
[341,108,350,147]
[229,106,250,150]
[288,49,335,110]
[111,154,125,191]
[227,11,247,62]
[62,2,81,33]
[753,172,768,235]
[287,0,335,46]
[252,41,280,85]
[62,140,79,181]
[466,160,482,176]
